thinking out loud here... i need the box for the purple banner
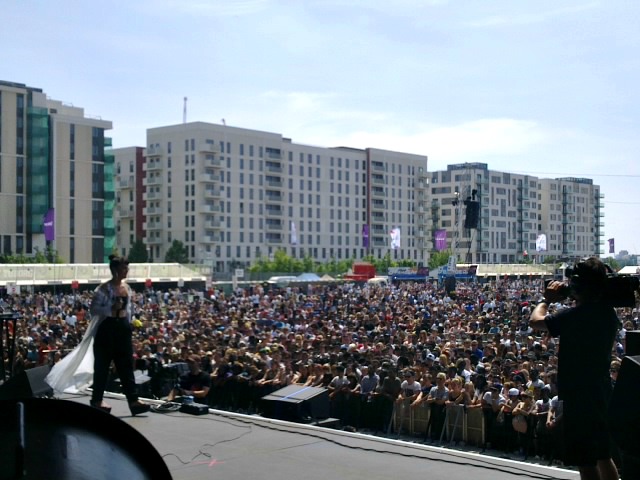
[434,229,447,251]
[43,208,55,242]
[608,238,615,254]
[362,224,369,248]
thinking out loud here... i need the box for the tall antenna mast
[183,96,187,123]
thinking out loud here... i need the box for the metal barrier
[391,402,485,447]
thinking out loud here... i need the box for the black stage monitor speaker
[464,201,480,229]
[0,398,172,480]
[625,330,640,356]
[609,355,640,451]
[0,366,53,400]
[262,385,330,422]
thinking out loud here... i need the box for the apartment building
[428,163,604,263]
[142,122,429,271]
[113,146,145,254]
[0,80,113,263]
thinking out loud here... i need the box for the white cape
[45,315,105,394]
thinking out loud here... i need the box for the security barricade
[390,402,485,447]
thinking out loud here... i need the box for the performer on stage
[46,255,149,416]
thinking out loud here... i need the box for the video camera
[550,260,639,308]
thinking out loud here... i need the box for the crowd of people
[2,274,637,466]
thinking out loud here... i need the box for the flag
[523,250,528,256]
[362,224,369,248]
[389,227,401,250]
[434,229,447,251]
[43,208,55,242]
[608,238,615,254]
[290,221,297,245]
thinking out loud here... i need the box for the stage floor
[59,392,579,480]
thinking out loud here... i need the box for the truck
[343,262,376,282]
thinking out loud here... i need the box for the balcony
[147,145,163,157]
[145,159,163,171]
[265,193,283,203]
[144,206,162,216]
[265,162,283,174]
[371,175,385,186]
[146,221,163,231]
[265,148,282,160]
[372,238,387,247]
[199,172,218,183]
[371,161,385,173]
[204,218,222,229]
[146,190,162,201]
[371,200,385,211]
[204,187,222,199]
[265,221,283,232]
[203,156,222,168]
[266,233,283,244]
[118,207,134,218]
[266,177,283,188]
[200,203,221,214]
[199,142,219,153]
[201,233,223,243]
[146,236,163,245]
[371,187,385,198]
[144,176,163,187]
[118,177,134,189]
[265,207,283,217]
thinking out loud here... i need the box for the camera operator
[530,257,619,480]
[167,355,211,403]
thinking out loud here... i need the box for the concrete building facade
[142,122,429,272]
[428,163,604,264]
[113,146,145,255]
[0,80,113,263]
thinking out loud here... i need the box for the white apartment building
[142,122,429,272]
[113,146,145,254]
[428,163,604,264]
[0,80,113,263]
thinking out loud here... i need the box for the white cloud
[140,0,269,17]
[465,2,600,28]
[302,118,549,166]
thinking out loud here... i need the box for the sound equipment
[0,398,172,480]
[625,330,640,356]
[464,200,480,229]
[0,366,53,400]
[180,402,210,415]
[609,355,640,451]
[261,385,329,422]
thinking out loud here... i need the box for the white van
[367,276,389,287]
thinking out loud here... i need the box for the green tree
[428,250,451,270]
[128,239,149,263]
[165,240,189,263]
[602,257,621,271]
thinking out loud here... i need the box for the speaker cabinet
[0,366,53,400]
[609,355,640,451]
[464,201,480,229]
[262,385,329,422]
[625,330,640,356]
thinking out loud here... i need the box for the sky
[2,0,639,257]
